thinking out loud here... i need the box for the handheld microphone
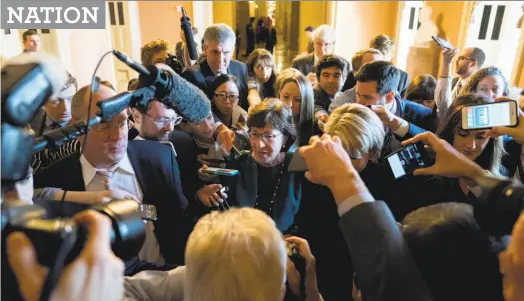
[180,7,199,60]
[112,50,151,76]
[1,53,68,127]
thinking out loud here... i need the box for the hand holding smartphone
[386,142,435,179]
[431,36,453,50]
[201,167,239,176]
[461,100,519,130]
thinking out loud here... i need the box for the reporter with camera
[6,210,124,301]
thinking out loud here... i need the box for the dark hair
[354,60,399,96]
[250,17,255,23]
[437,93,505,175]
[315,55,348,80]
[62,72,78,92]
[23,29,39,41]
[520,89,524,97]
[470,47,486,68]
[209,74,241,98]
[304,26,315,32]
[402,203,502,301]
[128,78,139,91]
[461,66,509,97]
[405,75,437,103]
[247,98,297,151]
[246,49,276,93]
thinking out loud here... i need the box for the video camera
[475,177,524,236]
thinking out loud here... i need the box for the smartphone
[202,167,239,176]
[138,204,157,221]
[461,101,519,130]
[431,36,453,50]
[386,142,434,179]
[288,151,308,172]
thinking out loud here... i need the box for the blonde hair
[184,208,287,301]
[324,104,385,160]
[140,40,169,66]
[351,48,384,72]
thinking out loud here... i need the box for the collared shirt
[44,116,68,132]
[80,153,165,265]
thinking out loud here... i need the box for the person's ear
[131,109,142,125]
[385,90,395,104]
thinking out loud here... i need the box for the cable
[59,51,113,214]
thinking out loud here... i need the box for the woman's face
[250,123,288,166]
[453,128,490,161]
[476,75,505,99]
[213,81,239,117]
[279,82,302,118]
[254,61,273,83]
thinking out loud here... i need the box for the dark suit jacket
[33,140,192,265]
[502,138,523,181]
[291,53,315,77]
[291,53,351,79]
[339,201,432,301]
[169,129,199,202]
[182,59,249,109]
[398,98,436,138]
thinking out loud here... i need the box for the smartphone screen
[387,142,432,179]
[462,101,518,130]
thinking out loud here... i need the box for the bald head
[71,84,117,121]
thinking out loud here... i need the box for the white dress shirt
[434,76,469,120]
[80,154,165,265]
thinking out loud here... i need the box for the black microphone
[33,118,101,153]
[180,7,198,60]
[110,51,211,123]
[138,64,211,123]
[112,50,151,75]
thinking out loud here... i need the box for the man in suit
[353,61,435,159]
[30,72,77,136]
[33,84,191,266]
[182,23,249,110]
[369,34,410,97]
[291,25,350,86]
[313,55,348,123]
[299,134,432,301]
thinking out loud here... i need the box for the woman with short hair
[197,99,303,232]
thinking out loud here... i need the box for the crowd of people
[4,21,524,301]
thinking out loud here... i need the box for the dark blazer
[32,140,192,265]
[397,98,436,138]
[313,87,333,116]
[291,53,315,77]
[502,138,523,181]
[169,129,199,202]
[221,152,304,232]
[291,53,351,79]
[339,201,432,301]
[182,59,249,110]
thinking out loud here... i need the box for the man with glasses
[131,99,182,141]
[33,84,192,268]
[434,46,485,117]
[291,25,350,86]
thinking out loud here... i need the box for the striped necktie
[96,169,115,190]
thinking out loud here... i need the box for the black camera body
[164,54,184,75]
[1,200,146,300]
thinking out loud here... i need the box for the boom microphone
[138,63,211,123]
[112,50,150,76]
[180,7,199,60]
[2,53,68,127]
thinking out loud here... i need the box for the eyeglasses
[457,56,476,62]
[249,132,282,142]
[214,93,239,102]
[314,41,334,48]
[93,120,128,133]
[144,113,183,128]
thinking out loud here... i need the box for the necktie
[96,169,115,190]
